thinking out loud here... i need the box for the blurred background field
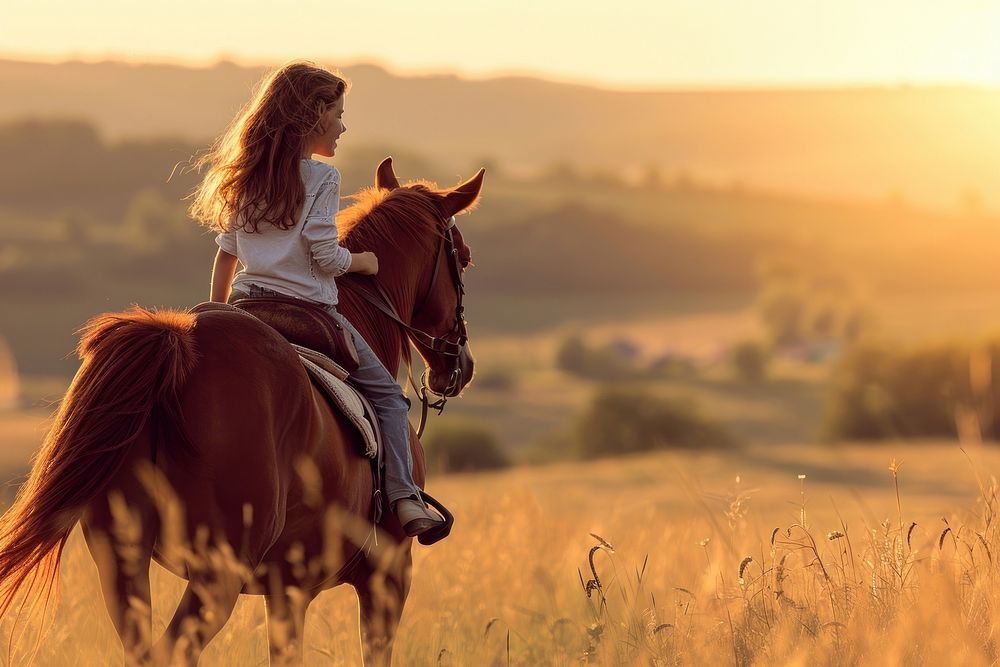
[3,53,1000,664]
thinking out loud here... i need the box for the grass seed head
[738,555,753,584]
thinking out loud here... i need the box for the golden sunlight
[4,0,1000,87]
[5,1,1000,665]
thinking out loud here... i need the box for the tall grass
[0,446,998,665]
[541,464,1000,666]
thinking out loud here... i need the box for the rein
[346,215,469,437]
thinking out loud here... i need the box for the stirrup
[416,491,454,546]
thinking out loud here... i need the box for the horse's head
[339,158,484,399]
[375,158,482,398]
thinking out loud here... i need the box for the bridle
[345,215,469,437]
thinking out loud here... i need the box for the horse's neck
[342,248,422,376]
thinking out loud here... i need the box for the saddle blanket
[295,346,379,459]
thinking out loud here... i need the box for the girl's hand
[349,251,379,275]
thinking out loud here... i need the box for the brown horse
[0,158,483,666]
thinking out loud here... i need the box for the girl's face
[308,96,346,158]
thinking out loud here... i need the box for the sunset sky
[4,0,1000,88]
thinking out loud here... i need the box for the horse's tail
[0,306,198,618]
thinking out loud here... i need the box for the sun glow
[3,0,1000,89]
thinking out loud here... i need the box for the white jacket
[216,159,353,305]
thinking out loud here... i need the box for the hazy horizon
[4,56,999,215]
[6,51,1000,94]
[6,0,1000,89]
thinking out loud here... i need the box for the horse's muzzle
[428,345,475,397]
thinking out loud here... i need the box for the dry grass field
[1,416,998,665]
[4,293,1000,665]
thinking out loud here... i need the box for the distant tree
[473,369,517,392]
[754,254,873,350]
[822,338,990,441]
[555,334,635,381]
[757,285,808,346]
[121,189,178,252]
[841,305,875,342]
[730,340,770,382]
[807,301,839,340]
[555,335,588,373]
[575,386,733,457]
[647,353,697,379]
[0,118,103,207]
[424,421,510,473]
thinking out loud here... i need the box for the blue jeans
[230,284,422,506]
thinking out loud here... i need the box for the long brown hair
[188,61,349,233]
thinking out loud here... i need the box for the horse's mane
[335,183,447,375]
[338,182,444,256]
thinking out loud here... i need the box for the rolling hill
[2,58,999,211]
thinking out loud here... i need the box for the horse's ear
[441,168,486,219]
[375,157,400,191]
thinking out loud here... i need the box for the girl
[189,61,446,542]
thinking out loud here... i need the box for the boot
[395,496,447,543]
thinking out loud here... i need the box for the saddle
[230,295,360,373]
